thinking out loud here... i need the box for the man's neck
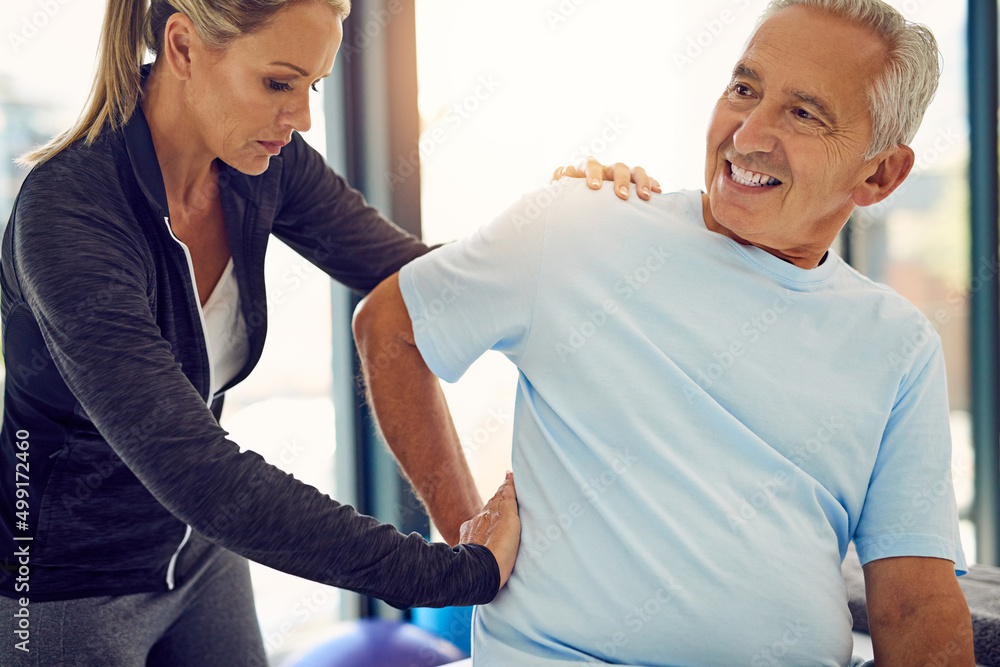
[699,193,832,270]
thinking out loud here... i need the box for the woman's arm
[269,134,431,293]
[9,165,501,609]
[269,137,662,294]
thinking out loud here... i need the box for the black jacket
[0,101,498,607]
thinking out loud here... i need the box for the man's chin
[704,190,741,233]
[705,196,763,242]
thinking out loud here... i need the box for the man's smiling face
[702,4,891,267]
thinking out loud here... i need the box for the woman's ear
[852,144,915,208]
[160,13,198,81]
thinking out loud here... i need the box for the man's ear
[161,13,197,81]
[852,144,915,207]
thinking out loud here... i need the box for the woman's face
[184,1,343,175]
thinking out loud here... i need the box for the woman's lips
[258,140,287,155]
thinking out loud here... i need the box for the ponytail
[18,0,147,168]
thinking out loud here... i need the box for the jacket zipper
[165,524,193,590]
[162,216,217,407]
[162,215,216,590]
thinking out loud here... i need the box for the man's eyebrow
[731,63,759,83]
[789,89,838,125]
[731,62,838,125]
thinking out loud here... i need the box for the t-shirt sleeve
[852,338,968,575]
[398,187,552,382]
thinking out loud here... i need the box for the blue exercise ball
[282,619,467,667]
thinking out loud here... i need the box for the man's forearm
[354,274,483,545]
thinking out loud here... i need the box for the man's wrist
[438,502,481,545]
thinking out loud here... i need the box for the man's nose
[732,103,779,155]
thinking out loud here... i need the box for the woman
[0,0,654,664]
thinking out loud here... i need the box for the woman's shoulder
[22,128,121,195]
[15,129,136,231]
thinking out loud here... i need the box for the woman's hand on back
[460,472,520,591]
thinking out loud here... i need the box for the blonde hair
[758,0,940,159]
[19,0,350,167]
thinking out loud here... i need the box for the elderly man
[353,0,974,665]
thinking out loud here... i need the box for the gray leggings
[0,546,266,667]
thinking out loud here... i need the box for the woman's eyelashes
[267,80,321,93]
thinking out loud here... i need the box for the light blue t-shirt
[399,181,966,667]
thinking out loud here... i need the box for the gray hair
[757,0,940,159]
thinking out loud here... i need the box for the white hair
[757,0,941,159]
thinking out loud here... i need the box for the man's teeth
[730,164,780,187]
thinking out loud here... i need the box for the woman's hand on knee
[460,472,520,591]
